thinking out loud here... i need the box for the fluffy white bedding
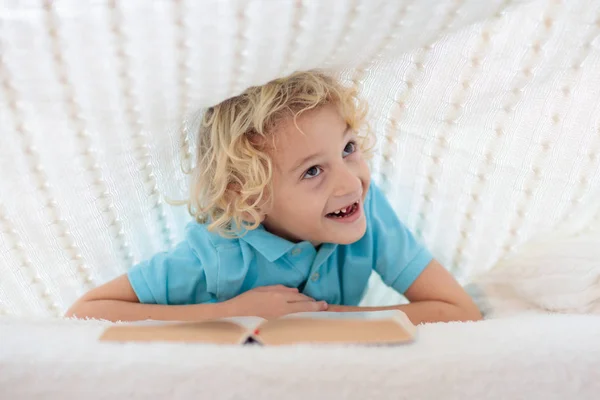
[1,313,599,399]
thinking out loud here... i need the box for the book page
[217,316,265,331]
[99,318,264,344]
[257,310,416,346]
[284,310,415,335]
[283,310,415,333]
[115,320,181,326]
[108,316,265,329]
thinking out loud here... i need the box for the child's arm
[327,260,482,324]
[65,275,327,322]
[65,274,227,322]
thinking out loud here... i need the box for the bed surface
[2,313,599,399]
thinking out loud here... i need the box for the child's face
[261,104,370,246]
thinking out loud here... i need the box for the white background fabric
[1,0,600,317]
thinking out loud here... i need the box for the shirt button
[291,248,302,256]
[310,272,320,282]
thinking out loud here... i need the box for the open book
[99,310,417,345]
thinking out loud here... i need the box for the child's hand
[223,285,327,319]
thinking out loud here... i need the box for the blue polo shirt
[128,184,433,306]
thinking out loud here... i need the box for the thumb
[291,300,328,313]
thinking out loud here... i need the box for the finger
[283,292,315,303]
[257,285,298,293]
[285,292,317,303]
[289,301,328,313]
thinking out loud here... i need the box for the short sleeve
[127,240,211,305]
[367,184,433,294]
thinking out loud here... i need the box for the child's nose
[332,166,362,197]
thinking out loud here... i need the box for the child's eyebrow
[289,126,352,174]
[290,152,324,174]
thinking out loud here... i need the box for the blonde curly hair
[186,70,373,236]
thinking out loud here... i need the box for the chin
[331,224,367,245]
[334,237,363,245]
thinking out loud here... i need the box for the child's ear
[226,183,267,223]
[243,209,266,224]
[239,205,266,224]
[245,196,268,223]
[224,183,241,207]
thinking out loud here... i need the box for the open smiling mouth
[326,202,359,219]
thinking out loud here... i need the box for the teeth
[329,203,357,217]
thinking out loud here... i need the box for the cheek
[353,156,370,177]
[361,159,370,178]
[273,191,309,216]
[289,192,325,220]
[273,180,327,220]
[357,159,371,192]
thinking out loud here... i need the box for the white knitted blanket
[2,0,599,317]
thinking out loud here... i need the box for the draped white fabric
[1,0,599,317]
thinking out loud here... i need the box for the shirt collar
[240,225,298,262]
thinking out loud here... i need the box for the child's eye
[343,141,357,157]
[303,166,322,179]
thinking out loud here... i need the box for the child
[67,71,482,324]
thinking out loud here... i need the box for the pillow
[467,205,600,318]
